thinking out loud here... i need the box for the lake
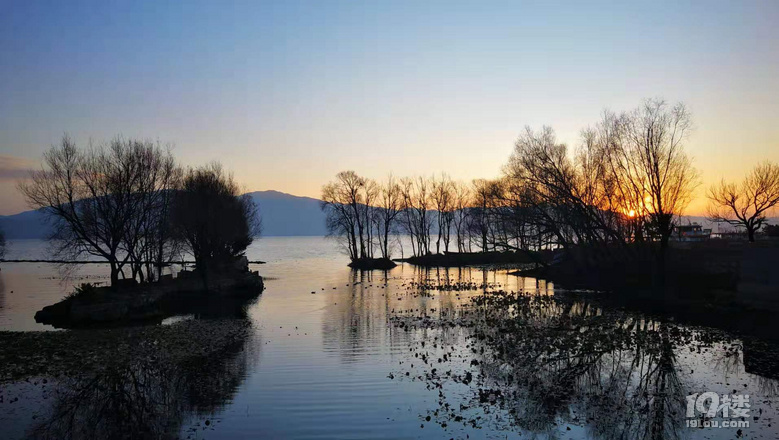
[1,237,778,439]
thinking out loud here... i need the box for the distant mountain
[0,209,50,239]
[1,194,774,240]
[0,190,328,239]
[246,190,327,236]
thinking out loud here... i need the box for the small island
[34,259,263,328]
[18,144,264,328]
[395,250,540,267]
[347,257,397,270]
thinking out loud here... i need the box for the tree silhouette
[708,161,779,242]
[172,163,258,288]
[18,136,181,286]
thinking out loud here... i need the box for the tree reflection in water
[391,290,779,439]
[27,322,255,440]
[321,266,517,365]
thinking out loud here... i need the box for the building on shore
[673,223,712,242]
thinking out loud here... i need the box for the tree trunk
[199,260,210,292]
[157,240,165,280]
[355,210,366,259]
[656,233,670,298]
[349,225,358,261]
[383,227,389,259]
[109,260,119,286]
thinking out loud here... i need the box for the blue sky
[1,0,778,214]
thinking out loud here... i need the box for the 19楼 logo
[685,392,750,429]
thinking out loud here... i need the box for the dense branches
[400,177,433,256]
[317,92,771,282]
[502,100,698,278]
[19,136,182,285]
[432,174,455,254]
[708,162,779,241]
[616,100,698,260]
[375,175,402,259]
[321,171,368,261]
[19,136,260,288]
[322,172,481,261]
[171,163,259,278]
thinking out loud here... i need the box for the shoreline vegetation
[0,259,266,264]
[314,98,779,324]
[394,250,542,267]
[1,96,777,434]
[14,139,264,326]
[17,139,261,290]
[34,267,263,329]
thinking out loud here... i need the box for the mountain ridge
[1,191,775,240]
[0,190,328,239]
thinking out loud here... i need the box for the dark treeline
[322,99,704,277]
[18,136,259,287]
[321,171,492,261]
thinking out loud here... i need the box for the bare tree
[321,171,372,261]
[120,143,182,282]
[398,178,418,256]
[503,100,697,281]
[19,136,180,286]
[505,126,596,249]
[617,99,698,268]
[451,181,472,252]
[362,179,379,258]
[469,179,502,251]
[400,177,433,256]
[375,174,402,259]
[708,162,779,242]
[492,174,547,252]
[322,186,357,261]
[432,174,455,253]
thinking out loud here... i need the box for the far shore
[0,259,265,264]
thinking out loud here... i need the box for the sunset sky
[1,0,778,215]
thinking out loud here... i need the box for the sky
[1,0,778,215]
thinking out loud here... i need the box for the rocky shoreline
[34,270,264,328]
[0,319,252,384]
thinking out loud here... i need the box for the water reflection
[392,290,779,439]
[20,323,255,440]
[3,238,779,439]
[321,266,533,366]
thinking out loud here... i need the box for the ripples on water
[0,237,778,439]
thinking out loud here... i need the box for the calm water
[1,237,778,439]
